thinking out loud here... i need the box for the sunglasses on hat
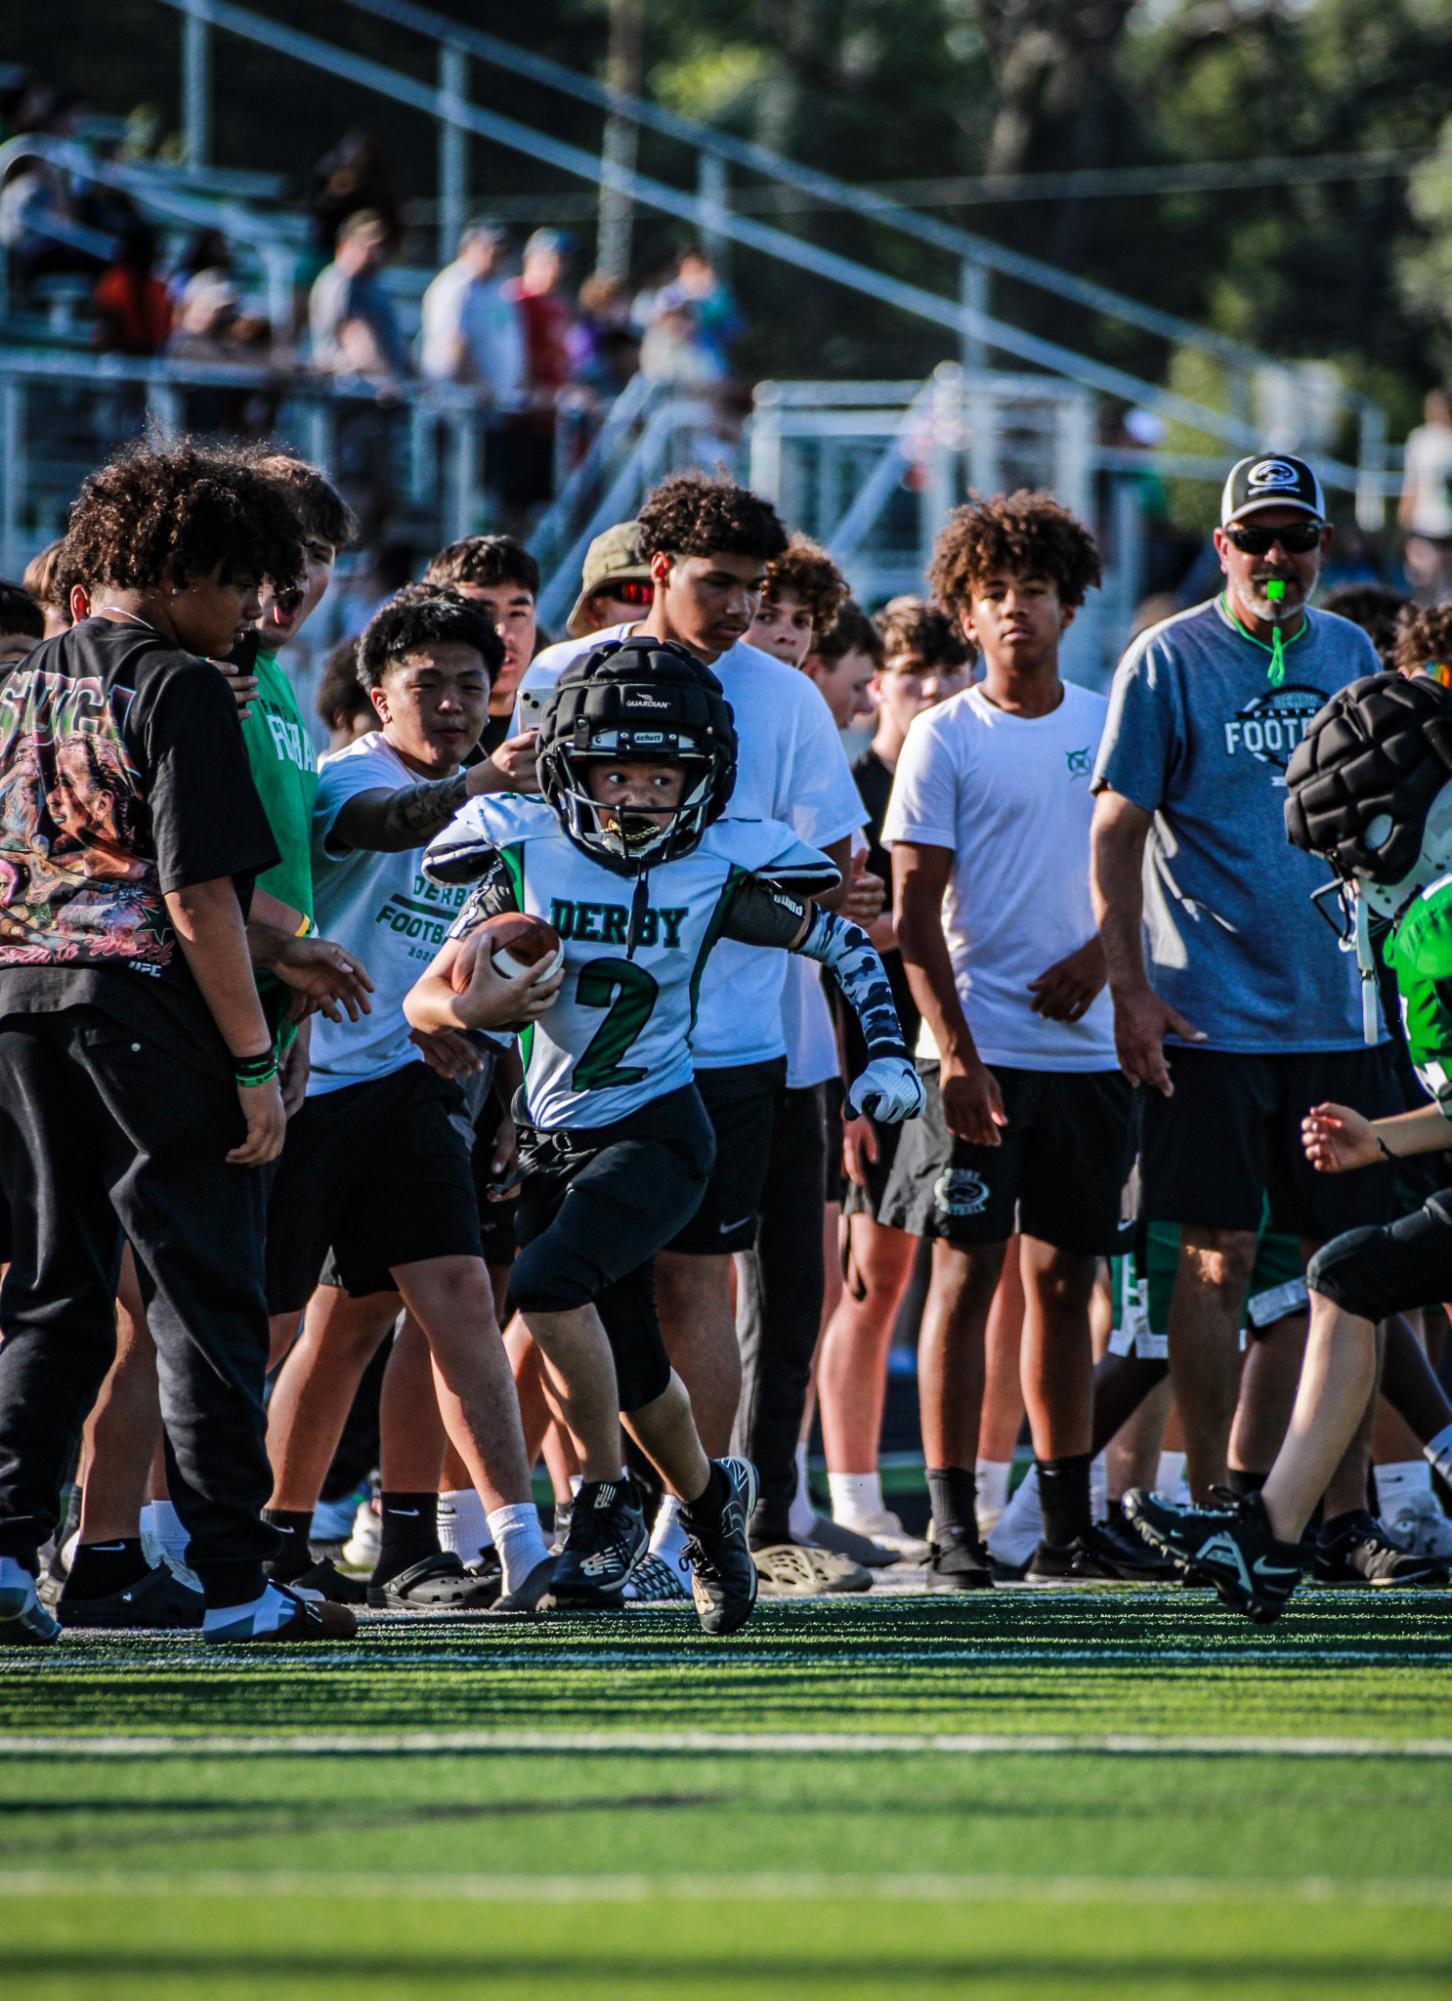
[602,579,653,607]
[1225,520,1324,556]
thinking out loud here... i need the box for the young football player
[1127,672,1452,1617]
[411,637,923,1633]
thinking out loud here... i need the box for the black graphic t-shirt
[0,616,279,1070]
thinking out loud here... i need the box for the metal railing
[0,347,492,577]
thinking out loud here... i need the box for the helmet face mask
[537,636,738,875]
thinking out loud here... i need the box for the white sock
[788,1444,816,1541]
[828,1470,884,1524]
[1376,1459,1431,1513]
[1157,1450,1187,1498]
[1090,1452,1108,1523]
[974,1459,1012,1526]
[145,1499,189,1566]
[650,1495,688,1566]
[487,1503,550,1592]
[1424,1423,1452,1489]
[437,1488,491,1563]
[203,1581,295,1638]
[568,1474,584,1498]
[985,1462,1041,1563]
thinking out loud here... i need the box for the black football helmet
[536,636,738,873]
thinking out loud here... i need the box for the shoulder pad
[424,794,556,884]
[703,815,842,895]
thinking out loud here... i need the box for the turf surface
[5,1584,1451,1997]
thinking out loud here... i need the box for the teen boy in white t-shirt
[882,492,1134,1588]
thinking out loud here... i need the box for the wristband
[1375,1133,1399,1163]
[294,913,313,938]
[234,1049,279,1087]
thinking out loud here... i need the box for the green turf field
[4,1584,1451,1998]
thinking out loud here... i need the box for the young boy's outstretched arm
[722,875,924,1124]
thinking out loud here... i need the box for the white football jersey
[427,797,833,1131]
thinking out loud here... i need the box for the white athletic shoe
[623,1550,692,1603]
[341,1498,381,1571]
[831,1507,930,1564]
[985,1465,1042,1569]
[1384,1492,1452,1560]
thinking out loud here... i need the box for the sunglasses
[605,579,654,607]
[1225,519,1324,556]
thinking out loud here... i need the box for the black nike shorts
[666,1058,787,1255]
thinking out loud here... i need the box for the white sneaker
[832,1507,930,1564]
[986,1465,1042,1568]
[341,1498,381,1571]
[1384,1492,1452,1560]
[623,1550,691,1603]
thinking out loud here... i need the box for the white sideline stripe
[0,1867,1449,1908]
[3,1727,1450,1760]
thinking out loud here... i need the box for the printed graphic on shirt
[373,867,467,963]
[1065,745,1092,780]
[1222,683,1327,772]
[0,666,169,968]
[934,1167,990,1216]
[257,694,317,775]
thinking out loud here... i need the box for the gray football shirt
[1093,596,1380,1052]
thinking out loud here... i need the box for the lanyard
[1220,593,1307,688]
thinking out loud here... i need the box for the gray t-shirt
[309,263,413,379]
[1093,596,1380,1053]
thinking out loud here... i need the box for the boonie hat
[566,521,653,638]
[1221,453,1326,527]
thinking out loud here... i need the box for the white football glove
[846,1056,925,1125]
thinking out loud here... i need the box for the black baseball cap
[1220,454,1326,526]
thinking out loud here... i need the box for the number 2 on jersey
[572,958,659,1089]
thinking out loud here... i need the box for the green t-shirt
[1384,880,1452,1110]
[241,649,318,922]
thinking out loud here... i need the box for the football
[449,911,564,991]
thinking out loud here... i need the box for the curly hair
[357,583,505,688]
[64,438,304,596]
[241,449,356,552]
[635,470,788,566]
[425,534,540,597]
[812,598,885,669]
[761,534,848,632]
[315,636,373,730]
[927,491,1103,614]
[875,595,973,671]
[1393,601,1452,680]
[1323,582,1410,670]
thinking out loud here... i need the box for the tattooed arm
[329,760,500,855]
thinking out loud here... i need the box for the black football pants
[0,1007,280,1605]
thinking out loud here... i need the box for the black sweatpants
[0,1008,279,1605]
[734,1083,828,1539]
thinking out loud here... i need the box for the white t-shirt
[882,680,1115,1072]
[1403,421,1452,539]
[307,733,470,1094]
[515,628,864,1067]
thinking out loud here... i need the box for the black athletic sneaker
[1024,1526,1125,1583]
[1095,1504,1181,1580]
[1123,1488,1305,1623]
[682,1458,759,1636]
[270,1557,367,1606]
[367,1550,501,1610]
[926,1530,995,1591]
[1313,1510,1451,1587]
[550,1479,647,1606]
[57,1562,203,1629]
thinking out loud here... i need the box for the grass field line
[5,1726,1451,1760]
[1,1866,1449,1908]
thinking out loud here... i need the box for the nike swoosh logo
[719,1216,754,1236]
[387,1508,421,1518]
[1252,1555,1300,1579]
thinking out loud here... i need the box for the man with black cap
[1090,454,1405,1552]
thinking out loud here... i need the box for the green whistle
[1265,579,1287,602]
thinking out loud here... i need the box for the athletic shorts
[1107,1215,1307,1360]
[512,1084,716,1410]
[1308,1187,1452,1325]
[879,1063,1135,1255]
[667,1058,786,1255]
[265,1063,483,1314]
[1141,1045,1401,1240]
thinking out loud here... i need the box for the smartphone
[515,686,546,729]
